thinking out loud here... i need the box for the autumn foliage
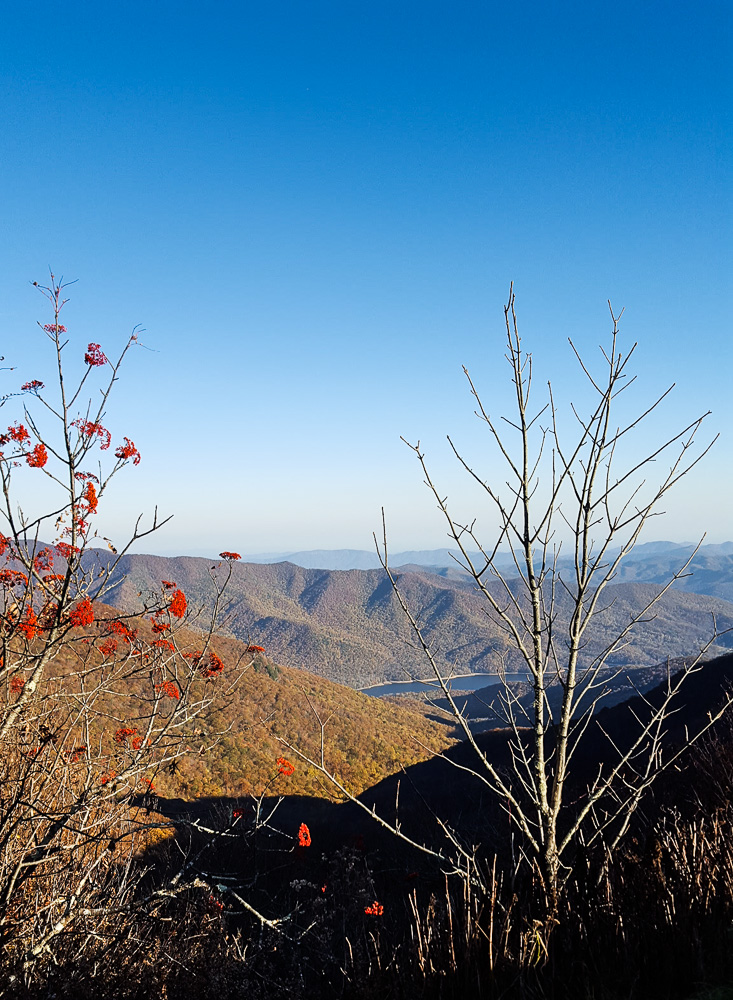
[0,275,255,990]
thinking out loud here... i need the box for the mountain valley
[92,547,733,688]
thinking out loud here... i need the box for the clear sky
[1,1,731,556]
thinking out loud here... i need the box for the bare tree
[284,285,731,908]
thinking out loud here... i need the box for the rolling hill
[89,550,733,688]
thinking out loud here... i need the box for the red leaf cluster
[33,548,53,572]
[26,444,48,468]
[84,343,108,366]
[7,423,30,444]
[72,419,111,450]
[113,726,138,746]
[168,589,187,619]
[114,437,140,465]
[16,608,39,640]
[277,756,295,777]
[184,648,224,679]
[155,680,179,700]
[81,481,98,513]
[56,542,80,561]
[68,598,94,628]
[104,619,138,642]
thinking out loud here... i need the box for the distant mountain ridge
[91,550,733,688]
[241,548,474,571]
[238,542,733,601]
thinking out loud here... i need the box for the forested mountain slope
[93,552,733,687]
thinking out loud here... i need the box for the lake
[361,672,530,698]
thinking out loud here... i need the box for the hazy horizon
[121,538,733,564]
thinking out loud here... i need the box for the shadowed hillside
[336,649,733,855]
[137,652,733,1000]
[427,652,718,728]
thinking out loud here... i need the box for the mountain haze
[241,542,733,601]
[241,548,481,571]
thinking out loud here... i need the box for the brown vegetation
[2,278,731,1000]
[151,628,456,802]
[92,550,733,687]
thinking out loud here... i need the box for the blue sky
[1,1,730,555]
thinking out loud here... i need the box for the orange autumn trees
[0,276,243,989]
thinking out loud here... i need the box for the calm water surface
[362,673,530,698]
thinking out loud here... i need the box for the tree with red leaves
[0,274,252,988]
